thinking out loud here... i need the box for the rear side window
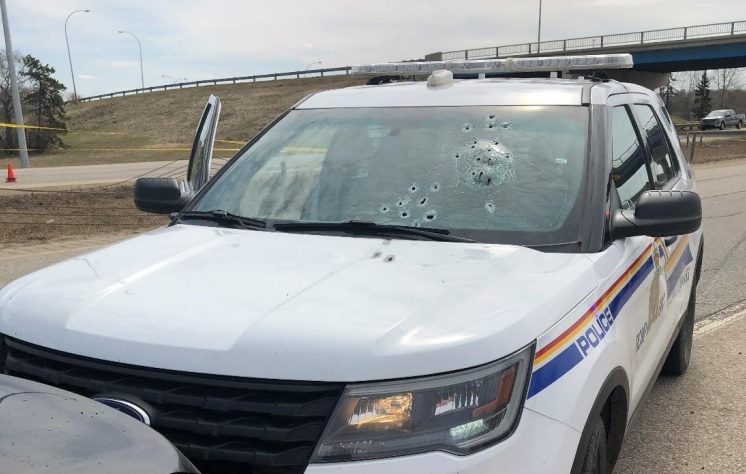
[634,104,678,187]
[611,106,651,210]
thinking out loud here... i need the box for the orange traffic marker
[6,162,16,183]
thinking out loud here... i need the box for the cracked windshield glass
[193,106,588,244]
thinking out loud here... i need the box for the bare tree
[713,68,742,108]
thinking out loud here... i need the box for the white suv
[0,56,703,474]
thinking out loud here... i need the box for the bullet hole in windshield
[488,114,496,120]
[486,122,496,130]
[455,152,461,159]
[419,197,428,206]
[500,122,512,129]
[410,184,418,193]
[424,210,437,221]
[486,201,496,213]
[380,205,390,213]
[431,183,440,192]
[396,197,410,207]
[462,123,473,133]
[400,210,409,218]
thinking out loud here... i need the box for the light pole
[0,0,28,168]
[537,0,542,54]
[161,74,187,84]
[118,30,144,88]
[64,9,89,101]
[305,61,322,70]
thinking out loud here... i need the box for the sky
[4,0,746,97]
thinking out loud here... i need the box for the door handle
[664,235,678,246]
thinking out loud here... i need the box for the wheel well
[571,368,629,474]
[601,386,628,471]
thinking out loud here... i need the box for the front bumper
[305,408,580,474]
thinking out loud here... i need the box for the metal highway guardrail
[432,20,746,61]
[79,66,353,102]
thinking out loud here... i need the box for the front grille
[2,337,344,474]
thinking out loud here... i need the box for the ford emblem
[93,396,152,426]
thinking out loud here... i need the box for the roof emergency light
[352,54,634,76]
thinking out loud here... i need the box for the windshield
[191,106,589,246]
[706,110,729,117]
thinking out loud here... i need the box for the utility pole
[0,0,29,168]
[65,9,90,101]
[537,0,543,54]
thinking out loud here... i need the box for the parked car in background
[700,109,745,130]
[0,374,199,474]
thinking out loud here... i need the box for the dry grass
[680,135,746,164]
[0,186,168,245]
[15,75,367,168]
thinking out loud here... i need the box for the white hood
[0,224,598,381]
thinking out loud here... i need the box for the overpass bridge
[425,20,746,73]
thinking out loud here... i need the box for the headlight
[311,343,534,462]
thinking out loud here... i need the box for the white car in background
[0,55,703,474]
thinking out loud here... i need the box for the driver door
[187,94,222,192]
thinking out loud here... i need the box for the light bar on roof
[352,54,633,75]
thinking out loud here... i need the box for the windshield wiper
[176,210,269,230]
[273,220,476,243]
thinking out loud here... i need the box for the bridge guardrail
[79,66,353,103]
[436,20,746,61]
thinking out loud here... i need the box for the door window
[611,106,652,210]
[634,104,678,188]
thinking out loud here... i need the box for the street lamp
[118,30,144,88]
[161,74,187,84]
[64,9,89,100]
[305,61,322,70]
[537,0,542,54]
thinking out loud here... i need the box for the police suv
[0,55,703,474]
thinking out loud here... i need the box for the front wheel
[662,292,695,375]
[737,120,743,130]
[579,417,608,474]
[719,121,725,130]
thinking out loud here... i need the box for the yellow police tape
[0,121,124,135]
[0,147,240,152]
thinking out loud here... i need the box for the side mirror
[134,177,193,214]
[612,190,702,239]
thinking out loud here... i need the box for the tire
[719,121,725,130]
[579,417,608,474]
[662,291,695,376]
[738,120,743,130]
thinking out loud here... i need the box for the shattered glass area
[195,106,588,243]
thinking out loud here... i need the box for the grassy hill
[27,75,367,167]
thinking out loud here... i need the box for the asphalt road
[1,159,745,473]
[0,160,226,190]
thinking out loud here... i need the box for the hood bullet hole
[372,251,382,258]
[384,255,395,263]
[419,197,428,206]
